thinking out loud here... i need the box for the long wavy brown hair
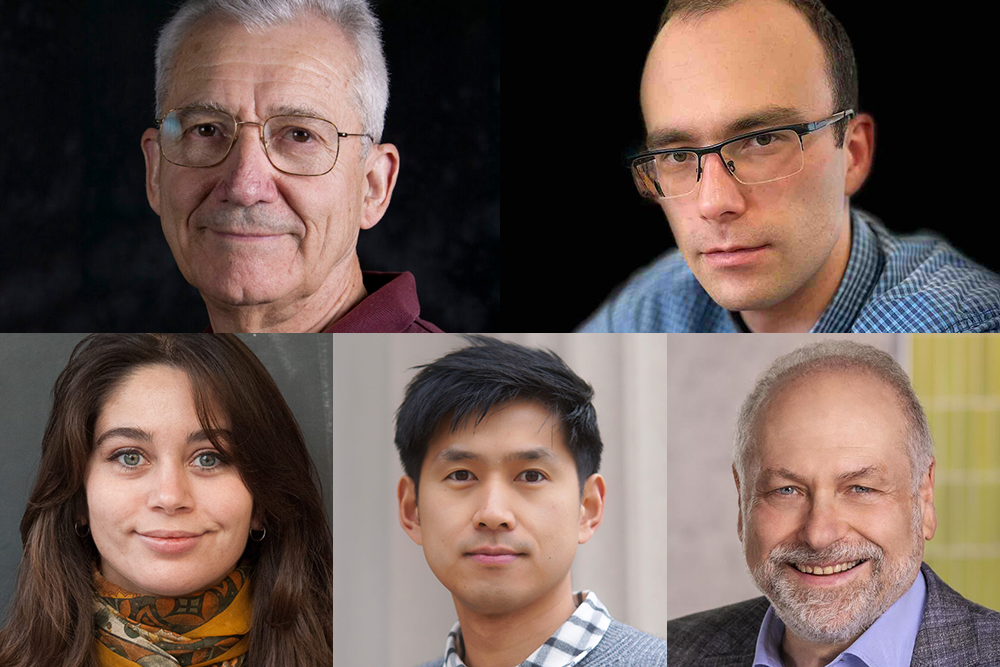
[0,334,333,667]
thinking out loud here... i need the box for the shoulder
[913,563,1000,666]
[667,596,769,667]
[855,213,1000,332]
[576,250,727,332]
[580,619,668,666]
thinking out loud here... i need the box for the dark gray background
[0,334,333,615]
[0,0,499,332]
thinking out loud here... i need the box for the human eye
[192,450,225,469]
[109,448,146,470]
[851,485,873,494]
[446,470,476,482]
[773,486,798,497]
[515,470,548,484]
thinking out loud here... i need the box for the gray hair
[734,341,933,514]
[154,0,389,144]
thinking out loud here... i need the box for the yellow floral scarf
[93,562,253,667]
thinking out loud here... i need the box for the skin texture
[734,370,936,667]
[642,0,875,332]
[83,365,260,597]
[398,401,605,667]
[141,16,399,332]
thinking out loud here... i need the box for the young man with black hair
[396,336,668,667]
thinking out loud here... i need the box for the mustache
[197,206,298,235]
[767,540,884,567]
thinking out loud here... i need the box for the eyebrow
[95,427,229,448]
[179,100,329,119]
[644,105,808,149]
[759,464,891,487]
[434,446,561,465]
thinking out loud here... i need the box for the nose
[695,151,746,222]
[472,481,516,531]
[148,462,194,514]
[219,121,280,207]
[799,494,847,551]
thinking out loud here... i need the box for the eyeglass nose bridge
[695,147,738,185]
[227,119,271,161]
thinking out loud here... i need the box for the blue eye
[852,485,873,494]
[195,452,220,468]
[776,486,796,496]
[114,450,144,467]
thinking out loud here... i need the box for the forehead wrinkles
[168,19,357,118]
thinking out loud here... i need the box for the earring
[249,527,266,542]
[75,522,90,538]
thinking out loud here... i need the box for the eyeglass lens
[632,129,805,199]
[159,108,340,176]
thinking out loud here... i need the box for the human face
[85,364,255,597]
[142,18,378,309]
[401,401,603,617]
[738,370,935,644]
[642,0,858,313]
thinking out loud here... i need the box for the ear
[843,112,875,198]
[577,473,606,545]
[141,127,162,215]
[919,457,937,541]
[733,465,744,543]
[397,475,422,546]
[359,142,399,231]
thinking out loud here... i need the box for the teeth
[792,560,861,575]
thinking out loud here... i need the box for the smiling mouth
[791,559,867,575]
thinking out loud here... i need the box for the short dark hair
[659,0,858,147]
[394,336,603,496]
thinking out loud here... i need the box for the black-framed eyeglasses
[629,109,855,199]
[154,107,373,177]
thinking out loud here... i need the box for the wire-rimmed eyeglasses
[629,109,855,199]
[154,107,373,177]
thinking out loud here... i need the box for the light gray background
[331,333,669,667]
[666,333,900,620]
[0,333,333,616]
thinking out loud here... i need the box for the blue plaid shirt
[576,209,1000,332]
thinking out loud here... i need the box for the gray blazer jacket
[667,563,1000,667]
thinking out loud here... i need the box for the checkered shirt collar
[442,591,612,667]
[810,209,884,332]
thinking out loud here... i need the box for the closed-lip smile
[139,530,203,538]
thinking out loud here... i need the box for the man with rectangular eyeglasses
[140,0,443,333]
[578,0,1000,333]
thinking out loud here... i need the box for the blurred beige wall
[330,334,669,667]
[666,333,900,621]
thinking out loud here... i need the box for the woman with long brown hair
[0,334,333,667]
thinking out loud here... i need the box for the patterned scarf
[93,561,253,667]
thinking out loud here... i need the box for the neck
[455,577,577,667]
[740,208,852,333]
[779,628,853,667]
[204,254,368,332]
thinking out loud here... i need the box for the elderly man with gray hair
[668,341,1000,667]
[140,0,442,332]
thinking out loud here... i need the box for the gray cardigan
[667,562,1000,666]
[415,619,668,666]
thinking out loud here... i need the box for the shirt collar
[442,591,612,667]
[810,209,885,332]
[326,271,421,332]
[753,568,927,667]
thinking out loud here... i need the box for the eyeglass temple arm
[804,108,855,133]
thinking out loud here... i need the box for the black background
[511,2,989,332]
[0,1,499,332]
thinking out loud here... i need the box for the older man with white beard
[667,341,1000,667]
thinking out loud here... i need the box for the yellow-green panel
[910,333,1000,612]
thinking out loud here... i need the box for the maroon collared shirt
[204,271,443,333]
